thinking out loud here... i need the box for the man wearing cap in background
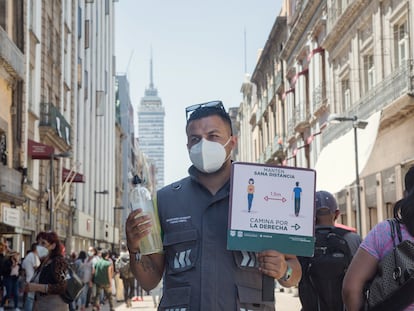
[298,190,361,311]
[313,191,361,254]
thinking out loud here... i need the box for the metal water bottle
[129,175,163,255]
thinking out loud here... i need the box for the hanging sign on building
[227,162,316,257]
[62,168,85,183]
[28,139,54,159]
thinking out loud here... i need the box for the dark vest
[157,174,275,311]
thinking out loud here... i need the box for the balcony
[287,117,296,142]
[256,96,268,123]
[39,103,72,148]
[274,71,283,93]
[312,82,327,116]
[322,60,414,146]
[294,103,311,133]
[0,165,24,205]
[325,0,364,49]
[268,85,274,105]
[0,27,24,79]
[272,136,286,163]
[265,144,272,162]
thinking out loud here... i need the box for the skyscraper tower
[138,55,165,190]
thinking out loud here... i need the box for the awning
[315,111,382,193]
[28,139,54,159]
[62,168,85,183]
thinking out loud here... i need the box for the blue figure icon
[293,181,302,216]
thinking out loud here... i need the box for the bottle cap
[132,175,142,185]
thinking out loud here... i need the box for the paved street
[91,289,302,311]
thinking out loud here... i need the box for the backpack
[115,255,131,279]
[298,226,352,311]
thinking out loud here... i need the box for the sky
[115,0,283,185]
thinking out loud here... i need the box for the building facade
[239,0,414,237]
[0,0,121,254]
[115,74,135,244]
[0,0,26,252]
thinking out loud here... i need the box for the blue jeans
[24,293,35,311]
[2,275,19,308]
[79,283,89,306]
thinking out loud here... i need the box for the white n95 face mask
[36,245,49,259]
[189,137,231,173]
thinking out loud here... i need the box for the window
[394,20,408,68]
[77,6,82,39]
[105,0,110,15]
[85,20,90,49]
[0,131,7,165]
[341,79,350,112]
[363,54,374,92]
[0,0,6,30]
[77,58,82,88]
[29,0,35,31]
[28,66,34,110]
[47,18,53,56]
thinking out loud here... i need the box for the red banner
[28,139,54,159]
[62,168,85,183]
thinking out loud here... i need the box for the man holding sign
[125,101,301,310]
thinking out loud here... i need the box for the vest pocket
[159,286,191,310]
[236,284,275,310]
[163,229,198,274]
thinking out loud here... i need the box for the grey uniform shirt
[156,166,275,311]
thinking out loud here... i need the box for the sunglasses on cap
[185,100,225,120]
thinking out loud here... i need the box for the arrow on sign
[264,196,287,202]
[291,224,301,231]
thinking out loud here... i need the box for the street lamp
[49,151,72,231]
[93,190,109,246]
[328,115,368,234]
[113,206,124,252]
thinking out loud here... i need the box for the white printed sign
[227,162,316,256]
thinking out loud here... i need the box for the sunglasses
[185,100,225,120]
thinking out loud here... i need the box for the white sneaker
[15,308,21,311]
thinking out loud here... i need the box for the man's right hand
[125,208,153,253]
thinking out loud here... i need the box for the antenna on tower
[244,27,247,73]
[149,46,154,89]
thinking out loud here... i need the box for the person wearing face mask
[0,250,21,311]
[125,100,302,311]
[22,243,40,311]
[84,247,98,309]
[24,231,69,310]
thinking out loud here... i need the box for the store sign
[28,139,54,160]
[2,205,21,227]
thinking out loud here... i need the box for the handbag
[364,218,414,311]
[60,265,84,304]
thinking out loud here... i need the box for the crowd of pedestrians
[0,238,158,311]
